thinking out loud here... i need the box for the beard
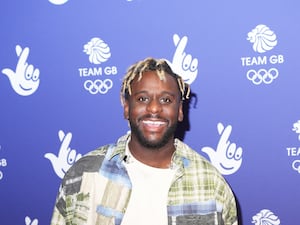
[129,119,178,149]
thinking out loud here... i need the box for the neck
[128,137,175,168]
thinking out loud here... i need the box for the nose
[146,98,162,114]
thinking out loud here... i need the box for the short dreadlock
[121,57,190,102]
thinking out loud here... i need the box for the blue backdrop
[1,1,299,224]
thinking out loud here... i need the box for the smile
[141,119,168,132]
[19,84,33,91]
[142,120,166,126]
[220,163,234,170]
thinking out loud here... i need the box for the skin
[123,71,183,168]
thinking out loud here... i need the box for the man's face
[123,71,183,149]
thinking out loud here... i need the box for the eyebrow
[133,90,177,98]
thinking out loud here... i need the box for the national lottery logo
[201,122,243,175]
[252,209,280,225]
[44,130,82,179]
[78,37,118,95]
[167,34,198,85]
[1,45,40,96]
[25,216,38,225]
[241,24,284,85]
[286,120,300,174]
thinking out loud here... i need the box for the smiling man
[50,57,238,225]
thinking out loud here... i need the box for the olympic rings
[84,79,113,94]
[292,160,300,173]
[246,68,279,85]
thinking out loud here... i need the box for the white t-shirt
[121,149,175,225]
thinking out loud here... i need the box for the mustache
[139,114,167,121]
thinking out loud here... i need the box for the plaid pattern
[50,134,237,225]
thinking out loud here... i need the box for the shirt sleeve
[50,185,67,225]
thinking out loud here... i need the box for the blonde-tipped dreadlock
[121,57,190,102]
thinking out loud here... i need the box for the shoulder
[175,139,214,167]
[175,139,227,181]
[62,144,112,183]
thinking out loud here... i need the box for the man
[50,57,238,225]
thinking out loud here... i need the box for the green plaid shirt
[50,134,238,225]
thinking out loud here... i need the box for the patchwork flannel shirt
[50,134,238,225]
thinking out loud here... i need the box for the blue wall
[1,1,299,224]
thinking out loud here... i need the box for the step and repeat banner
[1,0,299,224]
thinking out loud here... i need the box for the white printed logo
[241,24,284,85]
[84,79,113,94]
[25,216,38,225]
[286,120,300,173]
[2,45,40,96]
[252,209,280,225]
[48,0,69,5]
[246,68,279,85]
[167,34,198,85]
[0,145,8,181]
[44,130,82,179]
[79,37,117,95]
[292,120,300,140]
[202,123,243,175]
[84,37,111,65]
[247,24,278,53]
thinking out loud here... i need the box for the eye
[32,68,40,81]
[234,147,243,160]
[160,97,172,104]
[67,150,76,165]
[182,54,192,71]
[226,143,236,159]
[25,65,33,80]
[137,96,149,102]
[190,58,198,72]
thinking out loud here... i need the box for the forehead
[131,71,180,95]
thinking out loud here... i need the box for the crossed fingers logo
[84,79,113,94]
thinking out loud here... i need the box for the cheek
[127,102,146,118]
[166,106,182,121]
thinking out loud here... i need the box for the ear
[123,98,129,120]
[178,101,184,122]
[120,94,129,119]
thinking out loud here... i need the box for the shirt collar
[108,133,190,169]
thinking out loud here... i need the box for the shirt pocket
[170,212,223,225]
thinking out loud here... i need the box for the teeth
[143,120,165,126]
